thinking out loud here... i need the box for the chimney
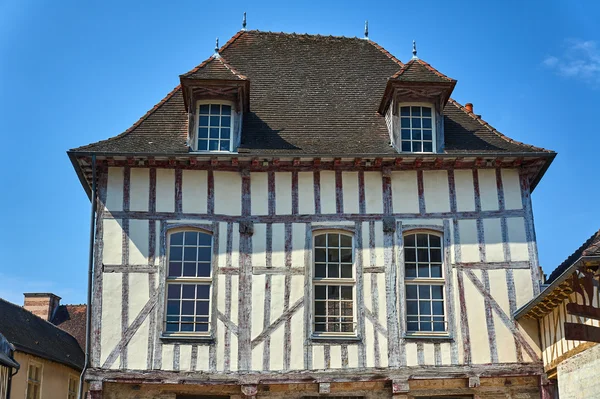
[465,103,473,113]
[23,293,61,321]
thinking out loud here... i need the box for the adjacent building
[0,295,85,399]
[516,229,600,398]
[68,27,556,398]
[0,333,19,399]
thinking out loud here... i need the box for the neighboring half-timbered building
[516,229,600,398]
[68,27,556,399]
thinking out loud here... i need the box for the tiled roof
[390,58,455,83]
[182,55,247,80]
[0,299,84,370]
[70,30,551,156]
[51,304,87,352]
[546,229,600,284]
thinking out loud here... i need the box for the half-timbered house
[68,26,556,399]
[516,229,600,398]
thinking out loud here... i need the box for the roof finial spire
[364,20,369,39]
[412,40,418,60]
[242,12,247,30]
[213,37,220,58]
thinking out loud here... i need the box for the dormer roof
[390,58,455,83]
[181,55,248,81]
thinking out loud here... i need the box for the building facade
[69,28,555,399]
[516,229,600,398]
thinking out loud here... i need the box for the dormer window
[399,104,435,153]
[196,101,234,152]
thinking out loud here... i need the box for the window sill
[160,334,215,344]
[310,334,362,344]
[403,333,453,342]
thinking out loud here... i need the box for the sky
[0,0,598,305]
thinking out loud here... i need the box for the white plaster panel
[378,331,388,367]
[154,221,161,266]
[162,345,174,371]
[182,170,207,214]
[102,219,123,264]
[129,168,149,211]
[275,172,292,215]
[230,275,239,325]
[218,222,227,269]
[216,320,225,371]
[452,269,464,364]
[291,275,304,305]
[440,342,451,365]
[483,218,504,262]
[458,219,479,262]
[329,345,342,369]
[231,226,240,268]
[423,170,450,213]
[342,172,360,214]
[217,276,226,320]
[373,221,385,266]
[105,167,124,212]
[271,223,285,267]
[312,345,325,370]
[365,319,375,368]
[423,343,435,365]
[347,344,358,368]
[127,317,148,370]
[270,324,284,370]
[488,269,517,364]
[292,223,305,268]
[128,273,149,324]
[251,275,265,341]
[463,269,491,364]
[377,273,387,328]
[290,309,304,370]
[100,272,122,366]
[362,222,370,264]
[501,169,523,210]
[363,273,373,311]
[214,171,241,216]
[364,172,383,214]
[405,342,418,366]
[298,172,315,214]
[320,171,336,214]
[128,219,149,264]
[155,169,175,213]
[478,169,499,211]
[513,269,534,308]
[391,171,419,214]
[507,217,529,261]
[270,275,285,324]
[252,342,263,371]
[179,345,192,371]
[252,223,267,267]
[229,334,238,371]
[454,170,475,212]
[250,172,268,216]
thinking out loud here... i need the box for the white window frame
[403,229,449,337]
[312,230,357,338]
[26,360,42,399]
[193,99,235,153]
[163,227,213,337]
[397,102,436,154]
[67,374,78,399]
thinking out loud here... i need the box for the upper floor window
[196,102,234,152]
[165,229,213,335]
[26,361,42,399]
[399,104,435,153]
[313,231,356,336]
[67,375,77,399]
[404,231,447,334]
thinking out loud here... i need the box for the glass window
[67,376,77,399]
[399,105,434,153]
[26,363,42,399]
[197,103,233,152]
[404,232,447,333]
[313,232,355,335]
[165,230,213,334]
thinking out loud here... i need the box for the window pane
[196,301,209,316]
[199,233,212,246]
[406,285,417,299]
[221,127,231,139]
[171,232,184,245]
[197,284,210,299]
[184,232,197,245]
[221,116,231,127]
[341,286,353,300]
[182,285,195,299]
[411,106,421,116]
[430,235,441,247]
[328,233,339,247]
[400,106,410,116]
[340,248,352,262]
[198,127,209,139]
[412,118,421,128]
[419,285,431,299]
[422,117,432,129]
[209,140,219,150]
[222,105,231,114]
[407,321,418,331]
[412,129,422,140]
[315,234,326,247]
[401,118,410,128]
[328,248,339,262]
[327,286,340,299]
[220,140,230,151]
[340,264,352,278]
[184,247,196,261]
[199,104,210,114]
[315,285,326,299]
[430,248,442,262]
[432,301,444,315]
[417,234,428,246]
[198,140,208,151]
[423,142,433,152]
[418,264,430,278]
[327,264,339,278]
[423,129,433,140]
[405,263,417,278]
[419,301,431,315]
[401,141,411,152]
[209,128,220,139]
[169,247,182,261]
[198,247,211,262]
[210,104,220,113]
[405,248,416,262]
[412,142,422,152]
[196,323,209,332]
[420,321,433,331]
[407,301,418,315]
[183,262,195,276]
[432,285,444,299]
[422,107,432,117]
[405,234,415,247]
[417,248,429,262]
[340,235,352,248]
[167,284,181,299]
[315,301,326,316]
[181,301,194,315]
[431,264,442,278]
[315,264,326,278]
[401,129,411,140]
[168,262,182,277]
[210,116,220,127]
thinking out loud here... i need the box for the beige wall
[10,352,80,399]
[97,166,541,372]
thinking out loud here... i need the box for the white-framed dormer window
[195,100,234,152]
[164,228,213,335]
[399,103,435,153]
[403,231,447,335]
[313,231,357,337]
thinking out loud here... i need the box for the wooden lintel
[210,158,219,167]
[495,158,503,167]
[293,158,301,166]
[189,158,197,166]
[148,157,156,166]
[394,157,403,166]
[107,157,115,166]
[168,158,176,166]
[475,157,484,167]
[126,157,135,166]
[272,158,280,167]
[414,158,423,168]
[251,158,259,167]
[434,158,443,168]
[313,158,321,167]
[564,322,600,343]
[231,158,239,166]
[374,157,382,167]
[333,157,341,167]
[566,303,600,320]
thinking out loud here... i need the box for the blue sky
[0,0,598,305]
